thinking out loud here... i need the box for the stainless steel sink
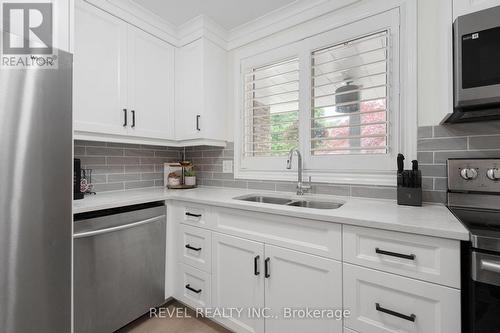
[233,194,344,210]
[287,200,343,209]
[236,195,293,205]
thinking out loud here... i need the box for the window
[243,58,300,157]
[311,31,389,156]
[235,7,416,186]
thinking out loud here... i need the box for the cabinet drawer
[344,264,460,333]
[179,224,212,273]
[173,201,213,228]
[343,225,460,288]
[177,263,211,309]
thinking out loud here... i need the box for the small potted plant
[184,169,196,186]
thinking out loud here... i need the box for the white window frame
[304,10,398,172]
[234,1,417,186]
[238,42,303,172]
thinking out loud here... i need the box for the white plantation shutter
[243,58,300,157]
[311,31,389,156]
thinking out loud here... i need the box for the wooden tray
[167,184,197,190]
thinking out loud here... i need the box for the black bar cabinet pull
[254,255,260,276]
[264,257,270,278]
[185,212,202,218]
[375,303,416,322]
[185,284,202,294]
[131,110,136,128]
[375,248,416,260]
[123,108,127,127]
[196,115,201,131]
[185,244,202,251]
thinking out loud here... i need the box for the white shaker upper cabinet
[74,0,175,142]
[175,38,227,143]
[453,0,500,19]
[127,26,175,140]
[74,0,128,136]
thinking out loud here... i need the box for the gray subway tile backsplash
[417,137,468,151]
[417,126,433,139]
[75,120,500,204]
[74,140,182,192]
[468,135,500,150]
[419,164,447,178]
[416,121,500,203]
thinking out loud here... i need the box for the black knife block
[397,171,422,207]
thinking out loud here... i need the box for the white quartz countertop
[73,187,469,241]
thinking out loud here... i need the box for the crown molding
[83,0,363,51]
[177,15,228,49]
[83,0,177,44]
[227,0,326,48]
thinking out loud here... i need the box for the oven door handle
[481,260,500,274]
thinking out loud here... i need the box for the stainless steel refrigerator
[0,50,73,333]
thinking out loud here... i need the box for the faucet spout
[286,148,310,195]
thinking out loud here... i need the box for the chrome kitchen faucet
[286,148,312,195]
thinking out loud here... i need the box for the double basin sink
[234,194,344,210]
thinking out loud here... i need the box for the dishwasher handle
[74,215,165,239]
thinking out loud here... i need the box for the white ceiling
[133,0,299,30]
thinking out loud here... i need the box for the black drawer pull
[375,248,416,260]
[196,115,201,131]
[264,257,271,278]
[254,255,260,276]
[185,244,202,251]
[185,284,202,294]
[123,108,127,127]
[185,212,202,218]
[376,303,416,322]
[131,110,136,128]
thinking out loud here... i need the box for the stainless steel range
[447,158,500,333]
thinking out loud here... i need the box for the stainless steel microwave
[446,5,500,123]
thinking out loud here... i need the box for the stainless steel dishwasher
[74,202,166,333]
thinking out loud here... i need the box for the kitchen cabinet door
[264,245,343,333]
[127,26,174,140]
[212,233,265,333]
[175,39,204,140]
[74,0,128,136]
[175,38,227,143]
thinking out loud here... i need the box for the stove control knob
[460,168,478,180]
[487,168,500,181]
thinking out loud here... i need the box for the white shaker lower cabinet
[177,263,211,309]
[264,245,343,333]
[343,263,461,333]
[212,233,265,333]
[172,201,461,333]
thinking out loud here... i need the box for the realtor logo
[1,2,57,68]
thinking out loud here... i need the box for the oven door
[470,251,500,333]
[454,6,500,112]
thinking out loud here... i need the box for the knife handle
[397,154,405,174]
[412,160,418,171]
